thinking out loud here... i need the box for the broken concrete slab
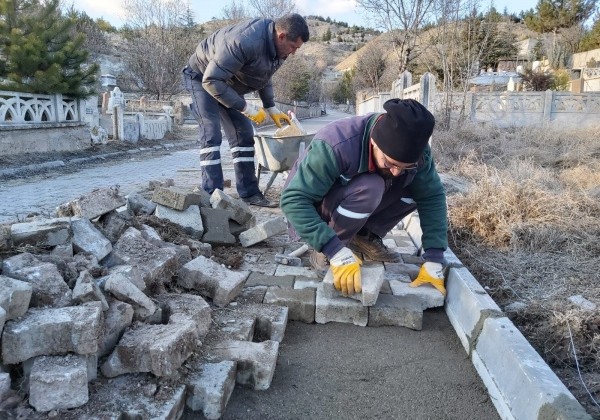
[101,320,198,377]
[96,210,132,243]
[56,187,126,220]
[106,227,178,288]
[186,361,237,419]
[200,207,235,245]
[1,252,39,274]
[178,256,249,307]
[104,272,157,320]
[155,204,204,239]
[29,354,89,412]
[368,294,423,330]
[105,264,146,292]
[71,218,112,261]
[389,280,445,310]
[315,285,368,327]
[239,216,287,247]
[263,287,315,323]
[210,189,254,225]
[126,192,157,216]
[2,302,103,364]
[152,186,202,211]
[5,262,71,308]
[97,299,134,358]
[10,217,72,247]
[207,339,279,390]
[72,270,109,311]
[322,264,384,306]
[0,275,33,320]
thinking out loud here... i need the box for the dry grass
[433,122,600,416]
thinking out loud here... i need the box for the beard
[376,168,396,179]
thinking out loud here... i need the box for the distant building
[468,71,522,92]
[570,48,600,92]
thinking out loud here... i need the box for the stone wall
[0,123,90,156]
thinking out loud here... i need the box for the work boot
[309,250,329,279]
[348,230,402,262]
[242,192,277,208]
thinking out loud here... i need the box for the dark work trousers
[317,172,417,245]
[182,66,260,198]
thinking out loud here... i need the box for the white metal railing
[0,90,82,125]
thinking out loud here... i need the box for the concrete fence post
[420,73,436,110]
[542,89,554,127]
[465,92,474,122]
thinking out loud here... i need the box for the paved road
[0,109,499,419]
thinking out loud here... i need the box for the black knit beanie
[371,99,435,163]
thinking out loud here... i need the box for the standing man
[281,99,448,296]
[183,14,309,207]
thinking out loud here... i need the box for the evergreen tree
[579,14,600,51]
[0,0,98,97]
[322,27,332,42]
[522,0,597,33]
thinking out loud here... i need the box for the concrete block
[10,217,72,247]
[101,320,198,377]
[7,262,71,308]
[0,372,10,401]
[106,264,146,292]
[238,304,288,342]
[155,204,204,239]
[2,302,103,364]
[263,287,315,323]
[473,317,591,420]
[315,285,368,327]
[293,277,322,289]
[178,256,249,307]
[246,272,294,289]
[156,293,212,339]
[236,286,267,305]
[107,227,178,287]
[71,218,112,261]
[0,275,33,319]
[97,299,134,358]
[213,310,256,341]
[207,340,279,390]
[72,270,109,311]
[140,224,192,269]
[384,262,420,281]
[239,216,287,247]
[380,280,392,294]
[186,361,237,419]
[322,264,384,306]
[389,280,445,310]
[445,266,503,353]
[126,192,157,215]
[0,224,11,251]
[368,294,423,330]
[405,212,422,250]
[152,186,201,211]
[104,273,157,320]
[51,243,73,258]
[29,354,88,412]
[200,207,235,245]
[274,264,319,278]
[1,252,39,273]
[181,238,212,258]
[0,307,5,336]
[56,187,126,220]
[210,189,254,225]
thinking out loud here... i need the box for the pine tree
[522,0,597,33]
[579,14,600,51]
[0,0,98,97]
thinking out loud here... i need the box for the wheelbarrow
[253,132,315,195]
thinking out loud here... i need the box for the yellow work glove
[330,247,362,295]
[266,106,291,128]
[410,262,446,296]
[242,103,267,125]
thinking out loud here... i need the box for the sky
[68,0,540,29]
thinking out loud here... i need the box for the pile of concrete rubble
[0,183,443,419]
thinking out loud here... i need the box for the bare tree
[121,0,200,99]
[221,0,249,23]
[272,54,322,103]
[356,0,436,74]
[248,0,297,19]
[352,41,390,92]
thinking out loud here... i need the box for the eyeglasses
[380,155,419,173]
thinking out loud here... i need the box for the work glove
[266,106,291,128]
[330,247,362,295]
[410,262,446,296]
[242,103,267,125]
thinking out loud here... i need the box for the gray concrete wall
[0,123,90,156]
